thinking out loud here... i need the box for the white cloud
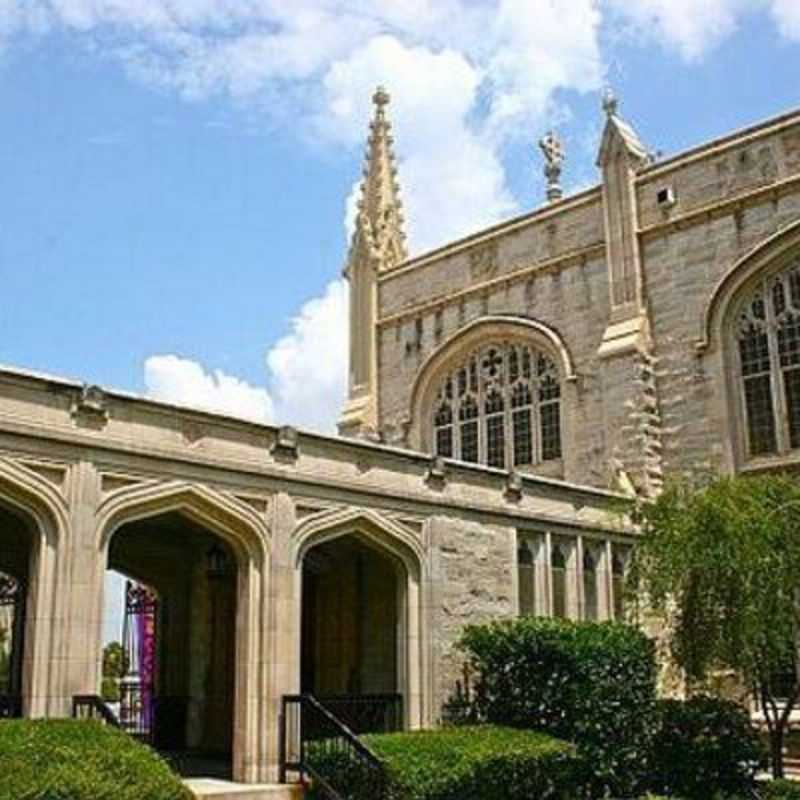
[605,0,745,61]
[604,0,800,61]
[324,34,516,251]
[266,278,349,433]
[770,0,800,40]
[143,280,348,434]
[8,0,799,438]
[143,354,273,423]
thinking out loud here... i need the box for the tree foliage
[632,473,800,777]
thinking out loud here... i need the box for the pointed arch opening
[293,510,427,732]
[96,483,270,784]
[0,460,67,719]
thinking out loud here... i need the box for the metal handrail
[280,693,390,799]
[72,694,121,728]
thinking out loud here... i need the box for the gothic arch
[291,506,429,729]
[95,480,271,783]
[0,457,70,717]
[96,480,269,567]
[292,507,425,574]
[406,315,576,458]
[698,218,800,354]
[0,457,69,547]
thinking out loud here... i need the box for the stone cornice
[376,241,606,328]
[0,366,624,506]
[0,417,630,536]
[379,187,603,281]
[637,106,800,184]
[637,173,800,241]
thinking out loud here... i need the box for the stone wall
[373,106,800,490]
[0,365,628,782]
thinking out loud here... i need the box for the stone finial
[602,86,618,117]
[373,85,390,110]
[539,130,564,203]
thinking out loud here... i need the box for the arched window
[736,261,800,458]
[431,342,562,469]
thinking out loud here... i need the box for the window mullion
[766,281,790,453]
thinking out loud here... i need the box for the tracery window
[736,261,800,458]
[431,343,562,469]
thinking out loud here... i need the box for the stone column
[60,460,104,713]
[265,491,298,783]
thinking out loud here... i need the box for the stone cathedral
[0,85,798,789]
[341,87,800,494]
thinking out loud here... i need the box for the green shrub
[762,780,800,799]
[648,696,764,800]
[307,725,585,800]
[456,617,657,797]
[0,719,191,800]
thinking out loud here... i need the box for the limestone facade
[341,91,800,492]
[0,366,628,782]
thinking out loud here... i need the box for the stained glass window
[736,261,800,458]
[432,342,562,469]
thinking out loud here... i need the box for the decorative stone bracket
[425,455,447,489]
[71,385,109,429]
[504,471,523,502]
[271,425,299,462]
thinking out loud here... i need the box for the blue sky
[0,0,798,644]
[1,2,799,440]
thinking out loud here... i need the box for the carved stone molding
[469,240,498,281]
[505,471,523,503]
[271,426,299,462]
[71,385,109,429]
[425,456,447,490]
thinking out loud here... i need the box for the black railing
[72,695,120,728]
[316,694,403,735]
[118,681,154,741]
[280,694,389,799]
[0,693,22,719]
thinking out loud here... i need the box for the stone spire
[339,86,408,441]
[349,86,408,272]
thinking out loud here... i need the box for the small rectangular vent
[656,186,676,207]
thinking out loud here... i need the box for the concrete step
[184,779,304,800]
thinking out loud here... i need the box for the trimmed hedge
[0,719,191,800]
[648,696,764,800]
[456,617,657,797]
[762,781,800,799]
[307,725,584,800]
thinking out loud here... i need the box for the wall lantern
[206,543,229,580]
